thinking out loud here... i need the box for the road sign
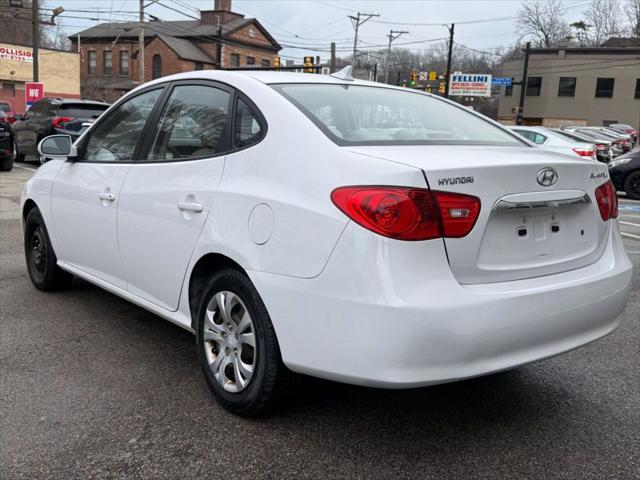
[449,73,492,97]
[491,77,512,86]
[25,82,44,109]
[429,71,437,81]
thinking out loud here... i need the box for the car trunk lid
[351,145,611,284]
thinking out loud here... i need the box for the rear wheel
[13,142,25,162]
[196,268,289,416]
[624,171,640,200]
[0,156,12,171]
[24,208,73,291]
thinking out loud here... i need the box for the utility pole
[32,0,39,82]
[348,12,379,67]
[516,42,531,125]
[384,30,408,84]
[330,42,336,73]
[444,23,454,98]
[139,0,145,83]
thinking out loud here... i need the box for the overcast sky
[50,0,590,61]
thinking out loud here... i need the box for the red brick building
[68,0,281,102]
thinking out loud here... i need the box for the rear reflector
[572,147,595,158]
[595,180,618,221]
[331,186,480,241]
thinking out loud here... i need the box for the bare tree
[516,0,572,47]
[583,0,624,45]
[624,0,640,37]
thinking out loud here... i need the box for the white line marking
[619,221,640,228]
[12,164,37,172]
[621,232,640,240]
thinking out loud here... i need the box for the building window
[558,77,576,97]
[261,59,270,68]
[195,62,204,70]
[88,50,97,74]
[526,76,542,96]
[230,53,240,67]
[635,79,640,99]
[246,56,255,65]
[504,85,512,96]
[119,50,129,77]
[2,83,15,97]
[595,78,615,98]
[103,50,112,76]
[152,54,162,79]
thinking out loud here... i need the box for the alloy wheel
[203,291,256,393]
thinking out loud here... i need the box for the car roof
[57,99,110,106]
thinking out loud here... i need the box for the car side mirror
[38,135,77,163]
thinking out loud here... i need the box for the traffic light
[303,56,314,73]
[410,71,418,86]
[274,56,281,70]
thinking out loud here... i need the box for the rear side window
[272,84,523,147]
[58,104,108,119]
[147,84,230,161]
[234,98,263,148]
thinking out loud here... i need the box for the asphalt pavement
[1,164,639,479]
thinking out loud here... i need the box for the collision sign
[449,73,492,97]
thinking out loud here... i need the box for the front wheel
[13,142,25,163]
[196,269,289,416]
[624,171,640,200]
[24,207,73,291]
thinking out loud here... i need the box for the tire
[0,156,12,171]
[624,171,640,200]
[24,207,73,291]
[196,268,289,416]
[13,142,25,163]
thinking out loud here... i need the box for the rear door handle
[177,201,203,213]
[98,192,116,202]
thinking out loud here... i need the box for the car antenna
[330,65,354,81]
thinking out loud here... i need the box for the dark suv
[13,98,109,161]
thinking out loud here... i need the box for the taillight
[572,147,595,158]
[330,186,481,240]
[595,143,607,151]
[52,116,74,129]
[594,180,618,221]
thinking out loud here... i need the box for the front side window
[595,78,615,98]
[272,84,523,146]
[119,50,129,76]
[558,77,576,97]
[88,51,97,74]
[103,50,112,76]
[152,54,162,79]
[234,98,263,148]
[147,84,230,161]
[83,89,161,162]
[526,77,542,96]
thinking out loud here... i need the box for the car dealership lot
[1,166,639,479]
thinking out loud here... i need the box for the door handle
[98,192,116,202]
[177,201,203,213]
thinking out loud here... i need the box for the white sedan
[22,68,632,415]
[508,125,597,159]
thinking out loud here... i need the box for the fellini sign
[0,46,33,63]
[449,72,492,97]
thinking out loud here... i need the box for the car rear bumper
[250,221,632,388]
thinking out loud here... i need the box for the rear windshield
[271,83,523,146]
[58,104,108,119]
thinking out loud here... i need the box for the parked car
[608,150,640,200]
[564,128,624,158]
[12,98,109,162]
[0,110,14,171]
[551,128,614,163]
[508,126,596,160]
[581,127,632,153]
[0,100,17,125]
[607,123,638,145]
[22,69,632,415]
